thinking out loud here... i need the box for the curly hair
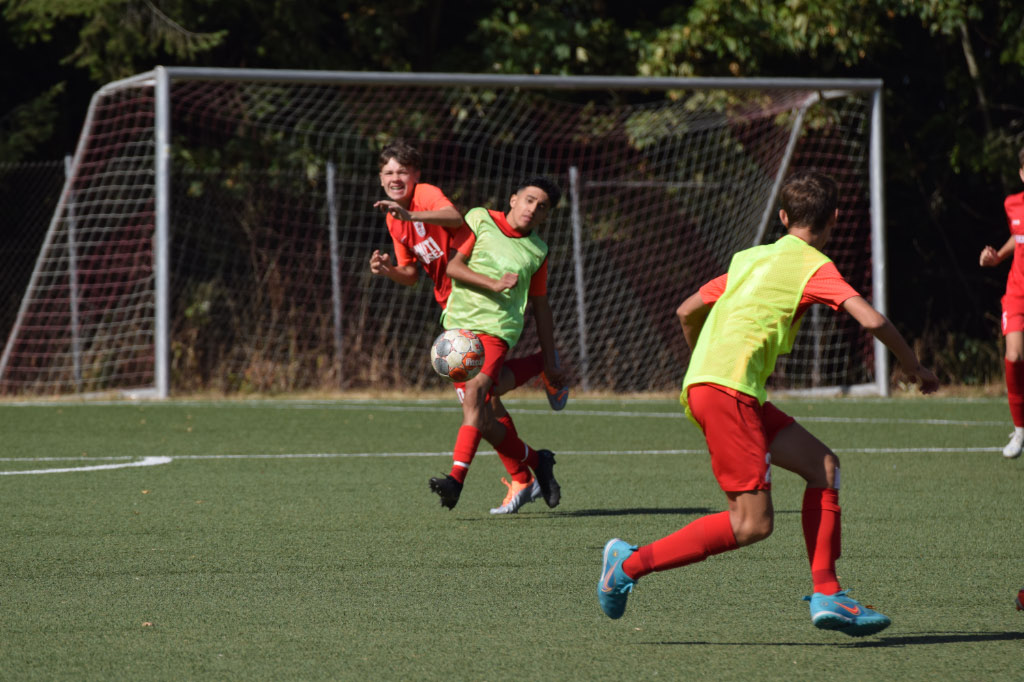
[379,139,423,170]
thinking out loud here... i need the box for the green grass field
[2,395,1022,681]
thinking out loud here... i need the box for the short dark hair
[780,170,838,232]
[513,176,562,207]
[379,139,422,170]
[1018,144,1024,169]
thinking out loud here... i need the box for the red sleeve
[528,258,548,297]
[698,273,728,304]
[412,183,456,211]
[801,262,860,310]
[450,225,473,251]
[454,229,475,256]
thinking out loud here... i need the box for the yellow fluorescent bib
[681,235,832,414]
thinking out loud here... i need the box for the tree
[4,0,1024,381]
[619,0,1024,379]
[5,0,226,82]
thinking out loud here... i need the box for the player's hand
[979,245,1000,267]
[374,200,412,222]
[543,360,568,388]
[492,272,518,292]
[908,364,940,395]
[369,249,392,275]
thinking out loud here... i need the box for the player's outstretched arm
[417,205,464,229]
[368,249,418,287]
[841,296,939,394]
[530,295,566,387]
[979,235,1015,267]
[677,291,712,351]
[373,200,465,229]
[446,252,517,292]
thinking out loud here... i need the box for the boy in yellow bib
[598,171,939,637]
[429,177,568,512]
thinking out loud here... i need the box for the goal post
[0,68,887,398]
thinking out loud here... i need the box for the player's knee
[461,385,486,410]
[824,452,840,487]
[461,396,486,424]
[1007,348,1024,363]
[493,367,516,396]
[734,515,773,546]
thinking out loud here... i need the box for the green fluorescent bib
[441,207,548,347]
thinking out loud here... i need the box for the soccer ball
[1016,588,1024,611]
[430,329,484,382]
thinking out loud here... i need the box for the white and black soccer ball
[430,329,484,382]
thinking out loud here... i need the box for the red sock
[1006,359,1024,427]
[496,426,540,474]
[449,425,482,484]
[622,511,738,580]
[504,352,544,388]
[802,487,842,595]
[495,415,532,483]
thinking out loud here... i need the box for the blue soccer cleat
[598,538,637,619]
[804,590,891,637]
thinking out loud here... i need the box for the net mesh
[1,74,877,396]
[0,160,65,351]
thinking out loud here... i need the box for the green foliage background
[2,0,1023,382]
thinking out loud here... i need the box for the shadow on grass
[453,507,715,523]
[844,631,1024,648]
[553,507,716,517]
[644,631,1024,648]
[457,506,811,522]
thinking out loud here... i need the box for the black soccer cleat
[429,474,463,510]
[533,449,561,508]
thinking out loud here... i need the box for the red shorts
[687,383,795,493]
[1002,294,1024,335]
[453,333,508,402]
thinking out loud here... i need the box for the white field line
[0,456,172,475]
[0,394,1008,408]
[0,398,1008,427]
[165,446,1005,458]
[0,446,1004,478]
[0,405,1010,475]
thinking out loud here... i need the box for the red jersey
[455,209,549,297]
[386,182,467,308]
[699,261,860,315]
[1003,192,1024,298]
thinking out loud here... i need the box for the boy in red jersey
[370,140,466,306]
[979,145,1024,458]
[598,171,939,637]
[428,177,568,512]
[369,142,566,513]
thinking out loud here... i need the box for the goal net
[0,69,885,397]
